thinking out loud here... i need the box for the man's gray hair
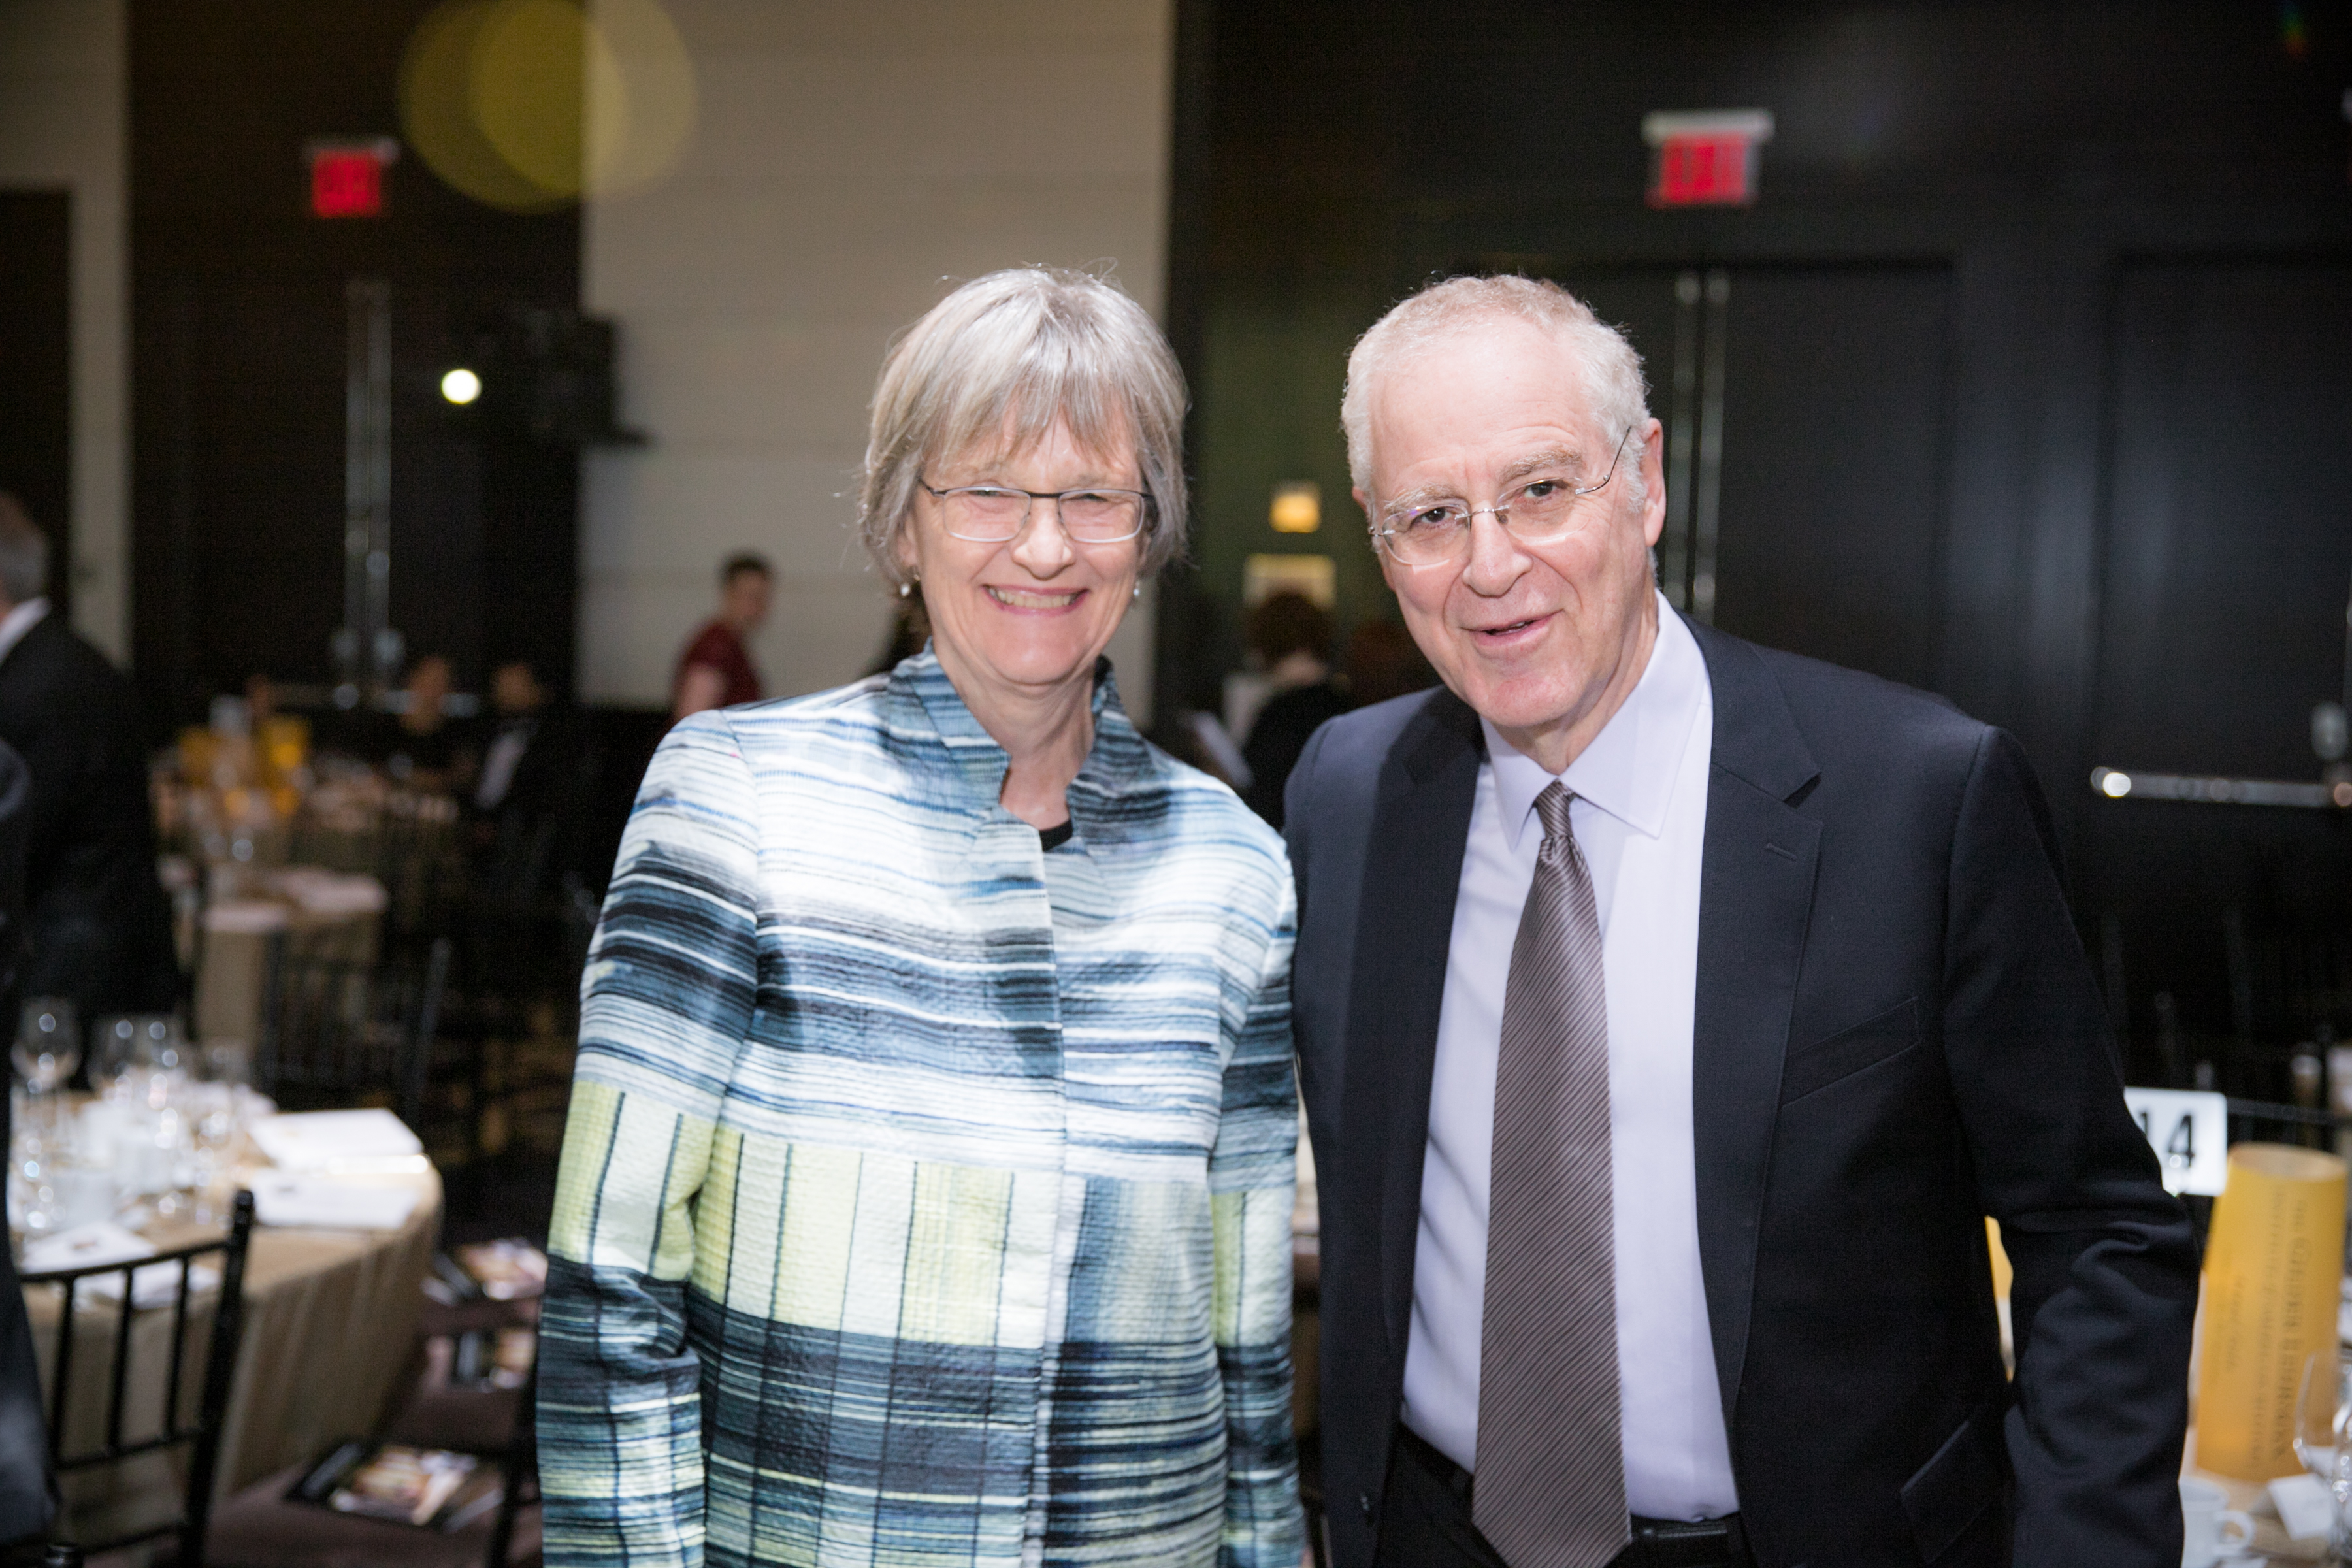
[0,494,50,604]
[1341,275,1652,498]
[858,267,1189,587]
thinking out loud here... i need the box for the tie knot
[1533,781,1576,849]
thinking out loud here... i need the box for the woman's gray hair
[0,494,50,605]
[1341,276,1652,500]
[858,268,1189,586]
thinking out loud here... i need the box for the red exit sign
[306,138,399,218]
[1642,111,1774,208]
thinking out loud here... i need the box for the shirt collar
[1481,593,1708,851]
[0,598,49,668]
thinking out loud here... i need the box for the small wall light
[440,367,483,405]
[1270,480,1321,534]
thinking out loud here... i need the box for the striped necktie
[1473,781,1629,1568]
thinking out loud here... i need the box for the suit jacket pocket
[1779,996,1919,1104]
[1900,1392,2012,1562]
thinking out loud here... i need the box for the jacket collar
[884,642,1152,831]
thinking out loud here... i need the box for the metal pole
[337,278,395,708]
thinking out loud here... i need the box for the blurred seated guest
[244,670,278,728]
[1241,589,1350,828]
[470,661,585,899]
[1341,614,1437,708]
[378,653,471,787]
[671,552,771,721]
[0,494,178,1026]
[540,268,1303,1567]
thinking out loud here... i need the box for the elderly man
[1284,278,2195,1568]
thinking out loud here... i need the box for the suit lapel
[1341,687,1484,1359]
[1686,619,1822,1429]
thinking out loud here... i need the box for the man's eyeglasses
[919,481,1151,545]
[1368,428,1635,568]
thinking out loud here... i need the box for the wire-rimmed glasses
[1369,427,1635,568]
[919,480,1151,545]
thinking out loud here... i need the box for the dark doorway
[0,191,73,622]
[1557,262,1952,693]
[2078,257,2352,1074]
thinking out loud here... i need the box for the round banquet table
[21,1164,440,1555]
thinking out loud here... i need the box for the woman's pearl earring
[899,580,913,599]
[1132,583,1142,600]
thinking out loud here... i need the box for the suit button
[1359,1494,1373,1521]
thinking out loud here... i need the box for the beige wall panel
[581,0,1172,714]
[0,0,128,661]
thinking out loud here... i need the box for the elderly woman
[538,269,1303,1568]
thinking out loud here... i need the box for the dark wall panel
[2093,259,2352,780]
[131,0,581,731]
[0,191,73,621]
[1711,265,1950,691]
[1179,0,2352,1074]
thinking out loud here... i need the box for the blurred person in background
[1342,615,1437,709]
[1241,589,1350,828]
[470,659,587,900]
[0,732,54,1547]
[540,268,1303,1568]
[670,552,770,721]
[0,495,178,1033]
[377,653,470,787]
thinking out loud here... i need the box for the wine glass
[12,998,81,1145]
[2295,1346,2352,1479]
[90,1013,142,1100]
[11,997,80,1094]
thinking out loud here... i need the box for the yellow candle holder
[2195,1143,2347,1481]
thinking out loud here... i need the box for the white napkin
[250,1109,422,1172]
[273,868,389,917]
[20,1222,217,1308]
[203,900,291,934]
[250,1173,421,1231]
[2270,1472,2334,1541]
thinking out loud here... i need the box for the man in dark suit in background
[0,734,57,1545]
[1284,279,2195,1568]
[0,495,179,1033]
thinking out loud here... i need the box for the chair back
[482,1355,538,1568]
[376,792,463,966]
[257,936,451,1128]
[22,1189,257,1566]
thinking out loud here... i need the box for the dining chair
[255,936,451,1131]
[204,1347,539,1568]
[22,1190,256,1568]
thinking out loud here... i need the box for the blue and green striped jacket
[539,649,1303,1568]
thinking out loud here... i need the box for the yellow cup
[2195,1143,2347,1480]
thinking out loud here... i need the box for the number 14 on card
[2121,1087,2229,1196]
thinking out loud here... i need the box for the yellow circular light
[400,0,572,212]
[441,367,483,404]
[399,0,696,213]
[472,0,591,199]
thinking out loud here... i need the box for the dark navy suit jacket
[1284,617,2197,1568]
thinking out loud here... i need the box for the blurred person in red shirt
[672,553,772,721]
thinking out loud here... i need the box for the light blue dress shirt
[1399,596,1740,1522]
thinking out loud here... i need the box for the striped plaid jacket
[539,649,1303,1568]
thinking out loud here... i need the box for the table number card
[2123,1087,2229,1196]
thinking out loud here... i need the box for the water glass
[2296,1347,2352,1479]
